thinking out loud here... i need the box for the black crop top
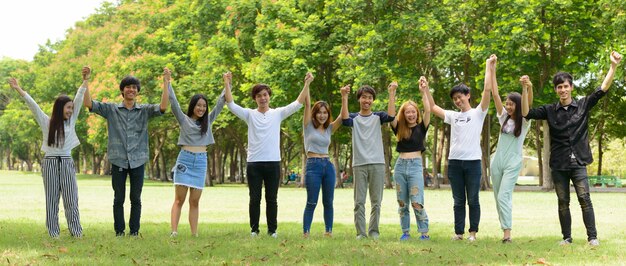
[391,122,428,153]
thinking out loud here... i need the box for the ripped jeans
[393,158,429,234]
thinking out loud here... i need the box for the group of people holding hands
[7,50,622,247]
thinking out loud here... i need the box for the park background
[1,0,626,264]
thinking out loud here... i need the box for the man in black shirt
[524,51,622,246]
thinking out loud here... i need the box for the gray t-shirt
[342,111,394,166]
[303,121,332,155]
[168,84,225,146]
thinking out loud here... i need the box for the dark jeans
[552,167,597,241]
[247,162,281,234]
[112,164,145,234]
[448,159,481,234]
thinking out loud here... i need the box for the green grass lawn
[1,170,625,265]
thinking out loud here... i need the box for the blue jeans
[112,164,145,235]
[552,167,597,241]
[448,159,481,234]
[303,158,335,233]
[393,158,429,234]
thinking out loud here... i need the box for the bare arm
[302,72,314,128]
[480,54,495,112]
[601,51,623,92]
[330,116,342,134]
[340,84,350,119]
[296,72,312,104]
[419,76,431,127]
[487,55,502,116]
[387,81,397,117]
[223,72,233,103]
[520,75,533,117]
[424,84,445,119]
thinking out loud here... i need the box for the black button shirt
[525,87,606,170]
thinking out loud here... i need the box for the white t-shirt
[444,107,488,160]
[227,101,302,162]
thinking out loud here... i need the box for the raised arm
[224,72,233,103]
[296,72,312,104]
[419,76,431,127]
[387,81,397,117]
[71,67,90,120]
[520,75,533,117]
[480,54,495,112]
[8,78,47,127]
[159,69,169,113]
[302,72,314,128]
[83,69,93,109]
[339,84,351,120]
[486,55,502,116]
[7,78,26,97]
[164,67,186,124]
[600,51,623,92]
[424,83,445,119]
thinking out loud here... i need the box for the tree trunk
[159,145,168,181]
[541,121,553,190]
[443,124,450,184]
[6,147,12,170]
[480,115,491,190]
[333,142,343,188]
[239,144,246,184]
[431,118,440,188]
[534,123,544,187]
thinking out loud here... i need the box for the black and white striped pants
[41,156,82,237]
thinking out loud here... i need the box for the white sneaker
[270,232,278,238]
[588,239,600,246]
[170,231,178,238]
[356,235,367,240]
[468,235,476,242]
[559,238,572,246]
[251,232,259,238]
[451,234,463,241]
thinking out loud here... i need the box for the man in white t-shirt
[424,55,493,242]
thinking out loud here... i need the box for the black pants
[247,162,281,234]
[112,164,145,235]
[552,166,597,241]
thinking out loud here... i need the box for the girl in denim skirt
[301,73,344,238]
[166,68,226,237]
[390,77,431,241]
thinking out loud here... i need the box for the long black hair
[502,92,523,138]
[48,95,72,147]
[187,94,209,135]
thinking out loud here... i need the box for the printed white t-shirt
[444,107,488,160]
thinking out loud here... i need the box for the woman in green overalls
[489,56,533,243]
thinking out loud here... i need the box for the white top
[444,107,488,160]
[227,100,302,162]
[496,111,531,155]
[22,87,86,156]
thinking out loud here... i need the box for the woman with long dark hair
[489,55,533,243]
[390,77,431,241]
[301,73,344,238]
[166,68,225,237]
[7,67,90,238]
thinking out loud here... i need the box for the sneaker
[356,235,367,240]
[251,232,259,238]
[269,232,278,238]
[170,232,178,238]
[451,234,463,241]
[400,233,411,241]
[501,237,512,244]
[588,239,600,246]
[115,232,125,237]
[370,233,380,240]
[559,238,573,245]
[420,235,431,241]
[303,232,310,239]
[129,232,139,238]
[324,232,333,238]
[468,235,476,242]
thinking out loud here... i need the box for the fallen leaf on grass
[420,248,432,253]
[131,258,139,265]
[196,250,204,255]
[41,254,59,260]
[535,258,550,265]
[58,247,68,253]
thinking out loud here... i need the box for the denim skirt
[172,150,208,190]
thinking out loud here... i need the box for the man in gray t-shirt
[341,83,396,239]
[84,73,168,237]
